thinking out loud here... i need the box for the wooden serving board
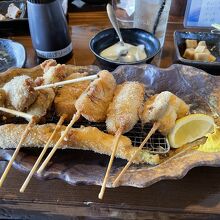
[0,64,219,188]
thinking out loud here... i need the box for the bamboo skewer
[0,107,33,121]
[34,75,98,91]
[37,111,81,174]
[98,128,123,200]
[0,118,35,187]
[112,122,160,187]
[19,114,66,193]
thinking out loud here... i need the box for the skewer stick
[0,118,35,187]
[0,107,33,121]
[34,75,98,91]
[113,122,160,187]
[37,111,81,174]
[98,128,123,200]
[19,114,66,193]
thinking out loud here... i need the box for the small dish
[0,0,27,19]
[174,31,220,75]
[0,38,26,72]
[0,0,28,33]
[89,28,161,70]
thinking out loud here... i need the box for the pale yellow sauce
[197,127,220,152]
[100,42,147,62]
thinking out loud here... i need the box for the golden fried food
[0,124,159,165]
[140,91,189,135]
[54,72,90,121]
[106,81,145,134]
[0,89,6,107]
[156,105,177,135]
[183,39,216,62]
[168,92,190,119]
[185,39,197,49]
[3,75,38,111]
[43,64,67,85]
[40,59,57,72]
[26,88,55,119]
[75,70,116,122]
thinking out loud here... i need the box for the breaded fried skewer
[98,82,145,200]
[37,70,116,174]
[0,124,160,165]
[0,60,66,190]
[20,61,90,191]
[35,59,98,91]
[113,91,189,187]
[0,108,36,187]
[0,74,40,187]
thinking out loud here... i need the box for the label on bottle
[36,42,73,59]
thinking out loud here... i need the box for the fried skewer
[0,75,40,186]
[98,82,145,200]
[34,75,98,90]
[3,75,38,112]
[0,124,160,165]
[113,91,189,186]
[34,59,97,90]
[0,108,36,187]
[0,59,92,187]
[0,60,68,188]
[37,70,116,174]
[19,114,67,193]
[20,61,93,191]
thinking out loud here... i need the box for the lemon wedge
[168,114,215,148]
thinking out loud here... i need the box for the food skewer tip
[0,119,35,187]
[34,74,98,90]
[98,128,122,200]
[19,114,66,193]
[0,107,34,121]
[112,122,160,187]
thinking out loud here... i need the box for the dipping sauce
[100,42,147,63]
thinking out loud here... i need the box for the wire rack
[77,120,170,155]
[1,113,170,155]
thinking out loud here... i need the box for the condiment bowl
[174,31,220,75]
[89,28,161,70]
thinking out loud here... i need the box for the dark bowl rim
[174,30,220,66]
[89,27,161,65]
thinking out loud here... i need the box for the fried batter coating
[106,82,145,134]
[3,75,38,111]
[0,89,6,107]
[36,60,67,86]
[0,124,159,165]
[54,72,90,121]
[140,91,189,135]
[40,59,57,72]
[26,88,55,119]
[43,64,67,85]
[75,70,116,122]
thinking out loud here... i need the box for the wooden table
[0,11,220,220]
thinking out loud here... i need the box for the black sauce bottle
[27,0,72,63]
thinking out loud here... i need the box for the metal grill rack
[2,112,170,155]
[75,120,170,155]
